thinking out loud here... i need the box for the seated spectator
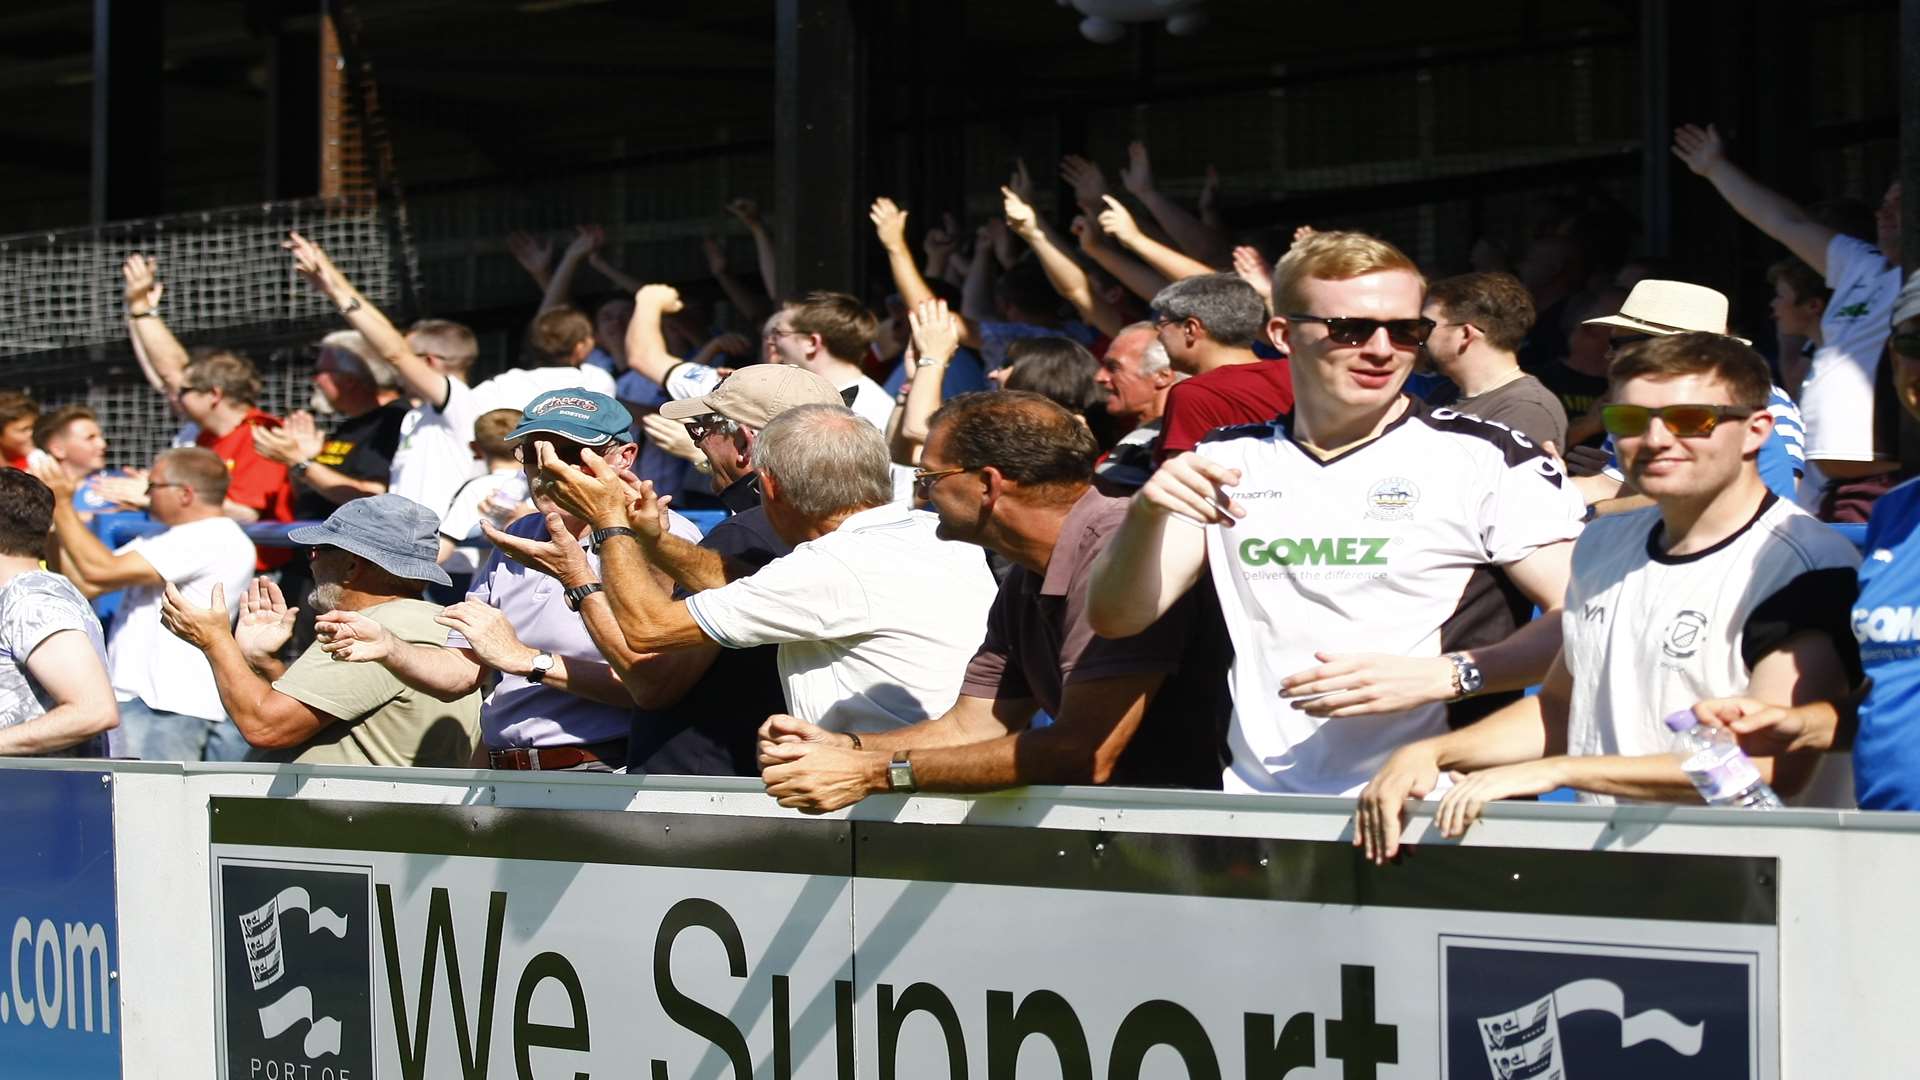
[315,388,701,772]
[1150,271,1294,462]
[32,405,116,519]
[472,307,619,412]
[1419,272,1567,448]
[0,390,39,470]
[1356,333,1861,861]
[285,232,485,523]
[524,403,998,733]
[158,495,482,767]
[0,470,117,757]
[758,391,1230,810]
[1089,230,1582,796]
[437,408,533,574]
[36,448,255,761]
[1090,323,1179,492]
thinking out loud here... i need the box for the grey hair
[754,404,893,518]
[1113,321,1173,376]
[1149,272,1267,348]
[320,329,397,390]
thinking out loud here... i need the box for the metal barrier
[1,757,1911,1078]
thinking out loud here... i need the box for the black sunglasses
[513,438,591,467]
[1285,314,1435,348]
[1600,403,1757,439]
[684,414,738,442]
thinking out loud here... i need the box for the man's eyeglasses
[1890,332,1920,359]
[912,465,974,498]
[763,328,807,344]
[1600,403,1757,439]
[145,481,185,496]
[1285,315,1436,348]
[684,414,738,442]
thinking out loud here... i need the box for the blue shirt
[1852,476,1920,809]
[880,348,992,399]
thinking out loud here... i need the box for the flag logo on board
[216,859,376,1080]
[1441,936,1757,1079]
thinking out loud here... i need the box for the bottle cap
[1662,709,1697,733]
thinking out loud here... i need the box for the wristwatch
[886,750,918,794]
[590,526,639,551]
[914,351,949,371]
[527,652,556,683]
[1444,652,1484,700]
[290,460,312,480]
[563,582,604,612]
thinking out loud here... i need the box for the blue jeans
[117,697,251,762]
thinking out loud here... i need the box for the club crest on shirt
[1660,609,1710,661]
[1365,477,1420,521]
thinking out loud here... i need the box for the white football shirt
[1562,494,1861,806]
[1193,401,1586,796]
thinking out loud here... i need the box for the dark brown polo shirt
[959,487,1228,788]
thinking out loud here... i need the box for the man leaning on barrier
[757,391,1232,811]
[160,494,482,767]
[1356,333,1861,863]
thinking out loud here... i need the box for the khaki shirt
[262,598,481,768]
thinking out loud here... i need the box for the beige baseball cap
[658,363,846,429]
[1581,279,1752,345]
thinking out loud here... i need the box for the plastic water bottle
[1663,710,1784,809]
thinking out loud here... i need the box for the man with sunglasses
[35,447,255,761]
[1091,230,1584,798]
[316,388,702,772]
[1147,272,1293,464]
[1356,333,1861,861]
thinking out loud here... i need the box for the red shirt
[199,409,294,569]
[5,454,27,471]
[1154,359,1294,463]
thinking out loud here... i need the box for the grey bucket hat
[287,494,453,587]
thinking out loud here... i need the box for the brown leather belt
[488,742,620,771]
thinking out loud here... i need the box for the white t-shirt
[683,503,997,732]
[840,375,894,431]
[1801,234,1901,463]
[470,364,619,415]
[1192,402,1585,796]
[663,360,723,401]
[109,516,257,720]
[437,467,531,576]
[1562,494,1861,806]
[388,375,482,521]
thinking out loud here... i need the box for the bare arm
[702,237,772,326]
[587,250,643,296]
[624,285,690,389]
[540,226,603,313]
[1086,456,1226,638]
[0,632,118,755]
[960,225,998,324]
[122,254,190,396]
[505,231,555,293]
[724,198,780,301]
[1120,142,1231,268]
[1673,124,1837,273]
[895,298,962,457]
[872,197,986,350]
[1002,188,1127,338]
[1076,217,1171,302]
[1097,196,1215,283]
[285,231,451,411]
[40,489,161,596]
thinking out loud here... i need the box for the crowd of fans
[1,123,1916,856]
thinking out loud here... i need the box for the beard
[309,581,344,613]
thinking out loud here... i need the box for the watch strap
[563,582,604,612]
[590,526,639,550]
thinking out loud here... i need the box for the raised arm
[285,231,450,410]
[1075,216,1170,302]
[872,197,985,350]
[122,253,190,396]
[540,225,603,313]
[1119,142,1231,268]
[702,236,772,326]
[624,284,690,389]
[33,463,162,597]
[1002,188,1127,337]
[726,198,780,302]
[1673,124,1837,273]
[896,299,961,458]
[1097,196,1215,283]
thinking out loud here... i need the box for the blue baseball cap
[507,388,634,447]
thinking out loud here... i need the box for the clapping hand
[481,510,596,587]
[27,455,74,501]
[435,601,532,674]
[907,298,959,367]
[235,577,298,663]
[315,608,394,663]
[254,411,324,467]
[159,582,232,651]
